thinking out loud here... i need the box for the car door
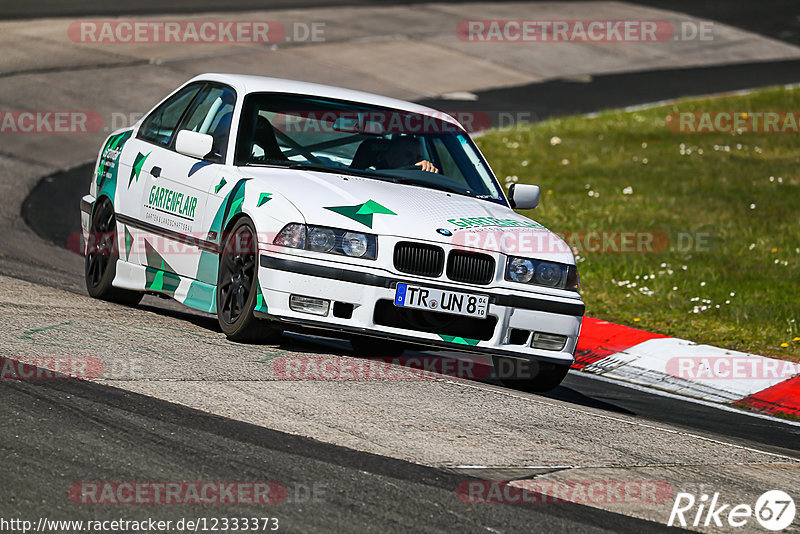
[136,83,237,285]
[113,82,203,267]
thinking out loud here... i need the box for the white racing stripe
[583,337,797,403]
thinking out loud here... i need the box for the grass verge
[476,85,800,361]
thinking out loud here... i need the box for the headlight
[342,232,368,257]
[308,227,336,252]
[508,257,535,283]
[505,256,578,292]
[273,224,377,260]
[534,261,566,288]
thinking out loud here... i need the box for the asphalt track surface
[419,58,800,123]
[20,29,800,456]
[6,1,800,532]
[5,377,679,533]
[2,0,800,49]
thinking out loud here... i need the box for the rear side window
[138,83,203,147]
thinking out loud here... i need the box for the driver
[384,136,439,173]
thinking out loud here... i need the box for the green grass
[476,85,800,361]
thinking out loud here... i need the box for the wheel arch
[92,193,114,217]
[222,211,254,236]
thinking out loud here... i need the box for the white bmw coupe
[81,73,584,390]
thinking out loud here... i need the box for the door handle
[150,166,161,178]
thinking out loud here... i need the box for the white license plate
[394,283,489,318]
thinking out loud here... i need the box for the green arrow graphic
[325,200,396,228]
[214,177,227,194]
[257,192,272,207]
[128,152,150,187]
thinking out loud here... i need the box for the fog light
[531,332,567,351]
[289,295,330,316]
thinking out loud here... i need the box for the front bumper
[257,253,583,364]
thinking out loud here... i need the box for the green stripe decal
[95,130,132,202]
[144,240,176,273]
[208,178,250,238]
[195,250,219,285]
[145,267,180,296]
[255,285,268,314]
[124,226,133,261]
[438,335,480,346]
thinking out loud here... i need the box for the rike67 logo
[669,490,796,531]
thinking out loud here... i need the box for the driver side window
[137,83,202,148]
[180,85,236,164]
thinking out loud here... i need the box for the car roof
[187,73,464,129]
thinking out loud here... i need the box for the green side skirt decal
[184,280,217,314]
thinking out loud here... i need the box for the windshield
[234,93,505,204]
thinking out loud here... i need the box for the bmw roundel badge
[436,228,453,236]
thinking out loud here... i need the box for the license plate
[394,283,489,318]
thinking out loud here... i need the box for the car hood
[243,167,574,264]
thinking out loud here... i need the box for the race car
[80,73,584,391]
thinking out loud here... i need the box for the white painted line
[583,337,794,402]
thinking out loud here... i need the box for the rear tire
[217,218,281,343]
[84,198,142,306]
[492,356,570,392]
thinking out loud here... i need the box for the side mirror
[175,130,213,160]
[508,183,539,209]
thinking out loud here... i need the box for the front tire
[217,218,281,343]
[492,356,570,392]
[84,198,142,306]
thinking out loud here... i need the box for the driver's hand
[415,160,439,173]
